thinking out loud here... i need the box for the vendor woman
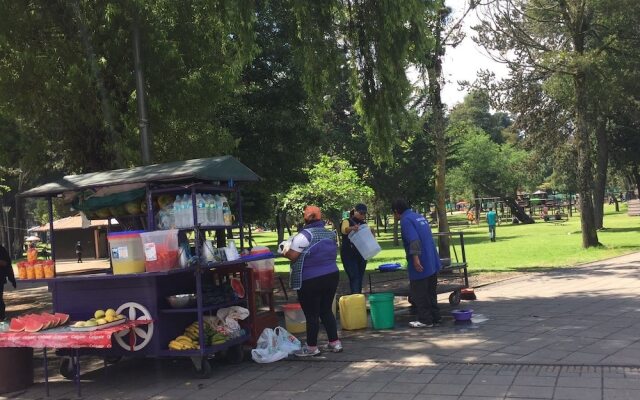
[281,205,342,356]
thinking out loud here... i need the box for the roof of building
[30,215,115,232]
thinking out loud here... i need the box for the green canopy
[21,156,261,198]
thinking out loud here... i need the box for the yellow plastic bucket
[339,294,367,330]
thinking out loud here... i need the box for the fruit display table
[0,320,151,397]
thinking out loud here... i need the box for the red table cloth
[0,320,151,349]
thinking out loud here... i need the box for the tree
[473,0,640,247]
[281,155,374,230]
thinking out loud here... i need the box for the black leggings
[297,272,339,346]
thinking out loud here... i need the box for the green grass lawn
[252,204,640,274]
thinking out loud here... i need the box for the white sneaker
[320,341,343,353]
[294,346,320,357]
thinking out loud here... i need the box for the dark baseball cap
[354,203,367,213]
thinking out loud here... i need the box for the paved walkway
[4,252,640,400]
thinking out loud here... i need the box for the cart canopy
[21,156,261,198]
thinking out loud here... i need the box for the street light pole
[2,205,10,251]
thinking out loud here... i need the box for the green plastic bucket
[369,292,395,329]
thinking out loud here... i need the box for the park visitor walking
[0,244,16,321]
[75,241,83,263]
[340,203,369,294]
[281,205,342,356]
[487,207,497,242]
[392,199,442,328]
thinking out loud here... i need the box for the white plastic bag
[251,328,288,364]
[274,326,301,354]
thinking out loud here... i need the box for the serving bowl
[451,309,473,321]
[166,294,196,309]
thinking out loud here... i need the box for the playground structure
[467,192,576,225]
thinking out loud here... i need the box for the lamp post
[2,205,10,250]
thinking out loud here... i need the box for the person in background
[281,205,342,356]
[391,199,442,328]
[75,241,83,263]
[0,244,16,321]
[486,207,497,242]
[340,203,369,294]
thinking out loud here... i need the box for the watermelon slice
[24,314,52,329]
[23,319,44,333]
[230,277,245,299]
[41,313,59,327]
[54,313,70,326]
[9,318,25,332]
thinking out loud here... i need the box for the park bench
[628,199,640,216]
[447,220,470,230]
[367,231,469,306]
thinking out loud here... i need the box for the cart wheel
[114,302,154,352]
[190,357,213,379]
[223,344,245,364]
[59,357,75,380]
[449,290,461,306]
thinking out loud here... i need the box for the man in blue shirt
[486,207,497,242]
[391,199,441,328]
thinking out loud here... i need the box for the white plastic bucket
[348,224,381,260]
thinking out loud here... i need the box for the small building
[29,214,117,260]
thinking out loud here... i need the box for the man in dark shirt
[0,244,17,320]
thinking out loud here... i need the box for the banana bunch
[210,332,228,345]
[168,335,199,350]
[184,322,199,341]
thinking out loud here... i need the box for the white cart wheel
[114,302,154,351]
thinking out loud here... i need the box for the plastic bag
[274,326,301,354]
[251,328,288,363]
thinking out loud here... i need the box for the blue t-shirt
[486,210,497,226]
[399,210,441,280]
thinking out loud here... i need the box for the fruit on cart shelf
[94,309,105,319]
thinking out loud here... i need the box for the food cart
[10,156,278,384]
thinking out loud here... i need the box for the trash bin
[0,348,34,394]
[369,292,395,329]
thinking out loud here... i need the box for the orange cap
[303,205,321,222]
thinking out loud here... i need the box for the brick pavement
[3,252,640,400]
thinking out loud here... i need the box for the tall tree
[473,0,640,247]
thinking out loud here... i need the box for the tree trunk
[427,3,450,259]
[574,71,599,247]
[593,117,608,229]
[275,210,285,244]
[393,218,399,246]
[632,164,640,199]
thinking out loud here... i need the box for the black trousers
[409,274,440,324]
[0,284,5,320]
[297,272,339,346]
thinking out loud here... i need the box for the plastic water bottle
[214,195,224,225]
[204,194,214,225]
[173,195,183,228]
[196,193,206,225]
[184,194,194,227]
[221,195,233,226]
